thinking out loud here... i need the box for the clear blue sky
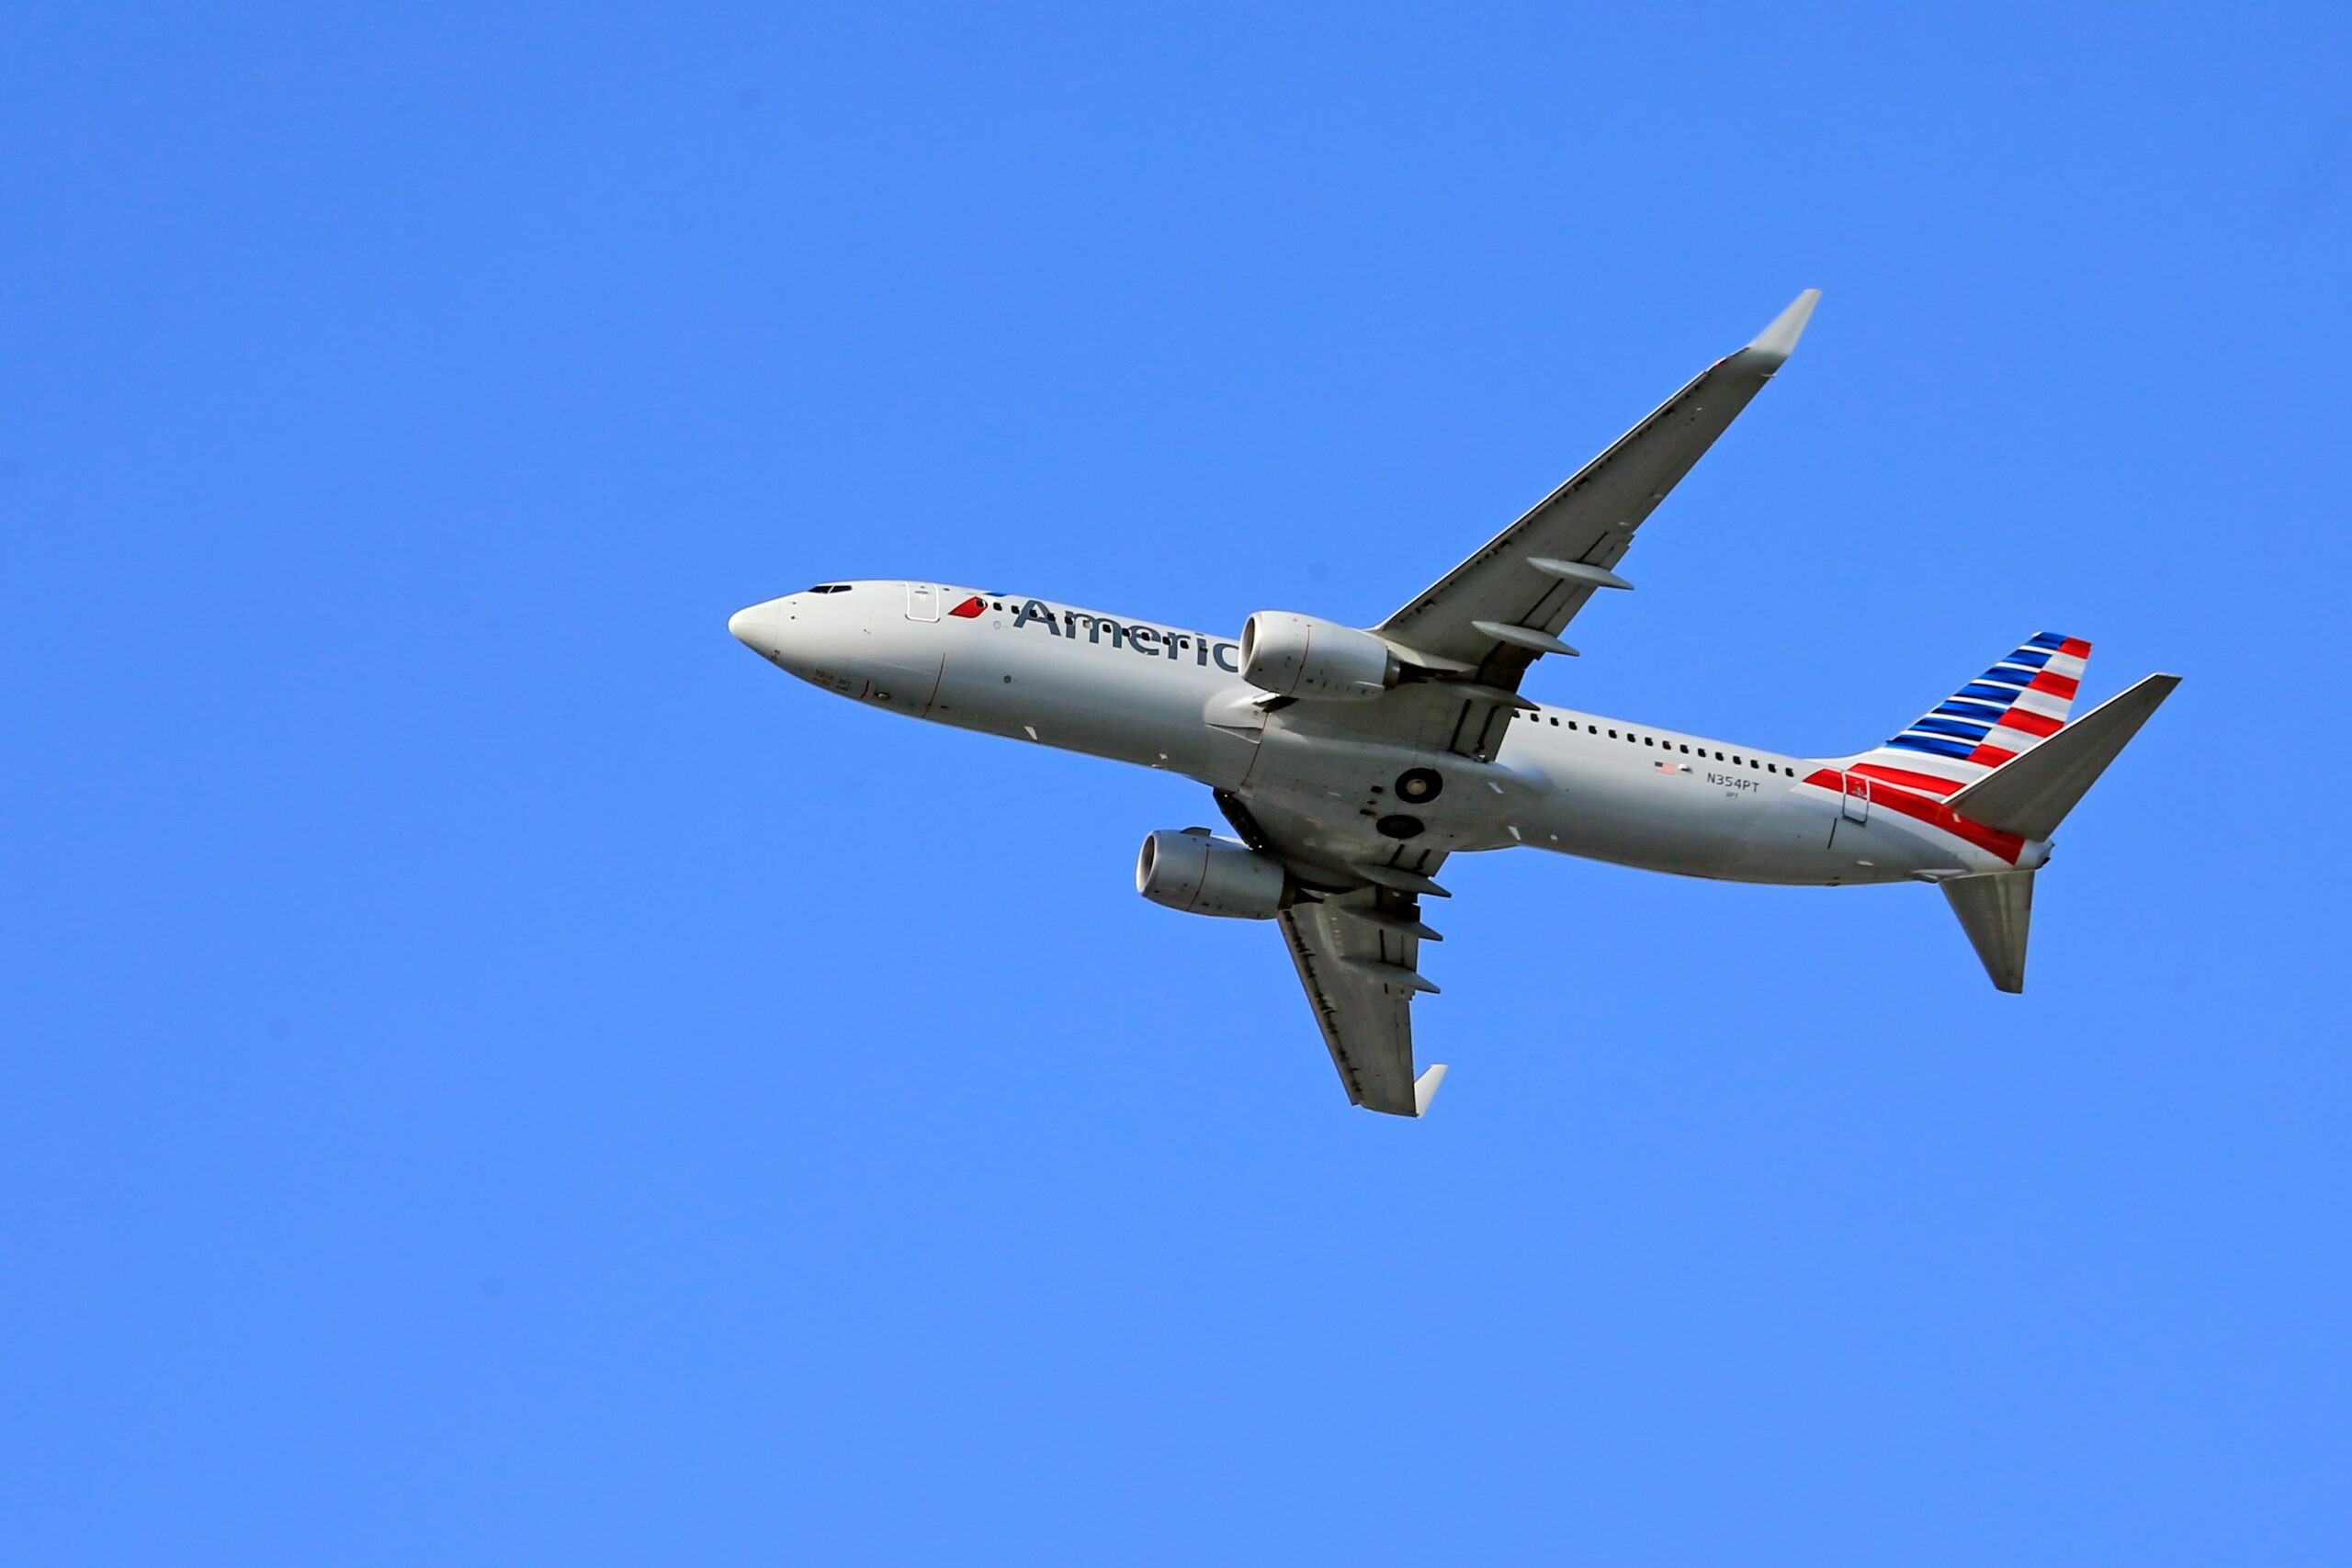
[6,4,2347,1562]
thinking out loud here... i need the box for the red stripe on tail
[1804,770,2026,863]
[1850,763,1966,796]
[2027,671,2078,698]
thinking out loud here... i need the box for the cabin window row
[1520,709,1790,774]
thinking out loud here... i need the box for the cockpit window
[806,584,853,594]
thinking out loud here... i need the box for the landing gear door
[1841,773,1871,824]
[905,582,939,622]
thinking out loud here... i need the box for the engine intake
[1239,612,1397,701]
[1136,829,1287,919]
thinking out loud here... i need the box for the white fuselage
[728,581,2045,889]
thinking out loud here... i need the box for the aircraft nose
[728,599,791,660]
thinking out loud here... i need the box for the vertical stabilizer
[1942,871,2035,993]
[1845,633,2092,799]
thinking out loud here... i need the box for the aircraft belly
[1514,760,1852,884]
[1233,724,1534,857]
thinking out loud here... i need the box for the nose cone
[728,599,791,661]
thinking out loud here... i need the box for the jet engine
[1239,612,1398,700]
[1136,829,1287,919]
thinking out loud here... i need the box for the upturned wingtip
[1743,288,1821,367]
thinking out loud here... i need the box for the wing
[1279,887,1447,1118]
[1231,296,1816,1112]
[1376,290,1818,686]
[1216,789,1451,1118]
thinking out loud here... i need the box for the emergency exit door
[1841,773,1871,824]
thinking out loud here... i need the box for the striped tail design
[1845,633,2092,797]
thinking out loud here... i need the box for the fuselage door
[1841,772,1871,824]
[905,581,939,622]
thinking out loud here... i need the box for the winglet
[1413,1063,1449,1116]
[1742,288,1821,369]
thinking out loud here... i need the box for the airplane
[726,292,2178,1118]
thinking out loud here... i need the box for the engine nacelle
[1136,829,1287,919]
[1238,612,1398,701]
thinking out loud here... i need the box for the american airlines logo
[964,594,1242,672]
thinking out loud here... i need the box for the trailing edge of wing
[1278,893,1430,1117]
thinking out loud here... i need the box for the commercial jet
[728,293,2177,1117]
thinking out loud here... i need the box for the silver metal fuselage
[728,581,2042,889]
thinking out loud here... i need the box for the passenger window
[1549,716,1559,726]
[1644,737,1655,746]
[1608,729,1618,739]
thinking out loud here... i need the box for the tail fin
[1945,673,2180,840]
[1932,671,2179,993]
[1845,633,2093,798]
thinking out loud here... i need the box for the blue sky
[5,4,2348,1562]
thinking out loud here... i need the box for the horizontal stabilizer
[1943,870,2036,993]
[1947,673,2180,840]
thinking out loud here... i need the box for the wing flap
[1279,891,1434,1116]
